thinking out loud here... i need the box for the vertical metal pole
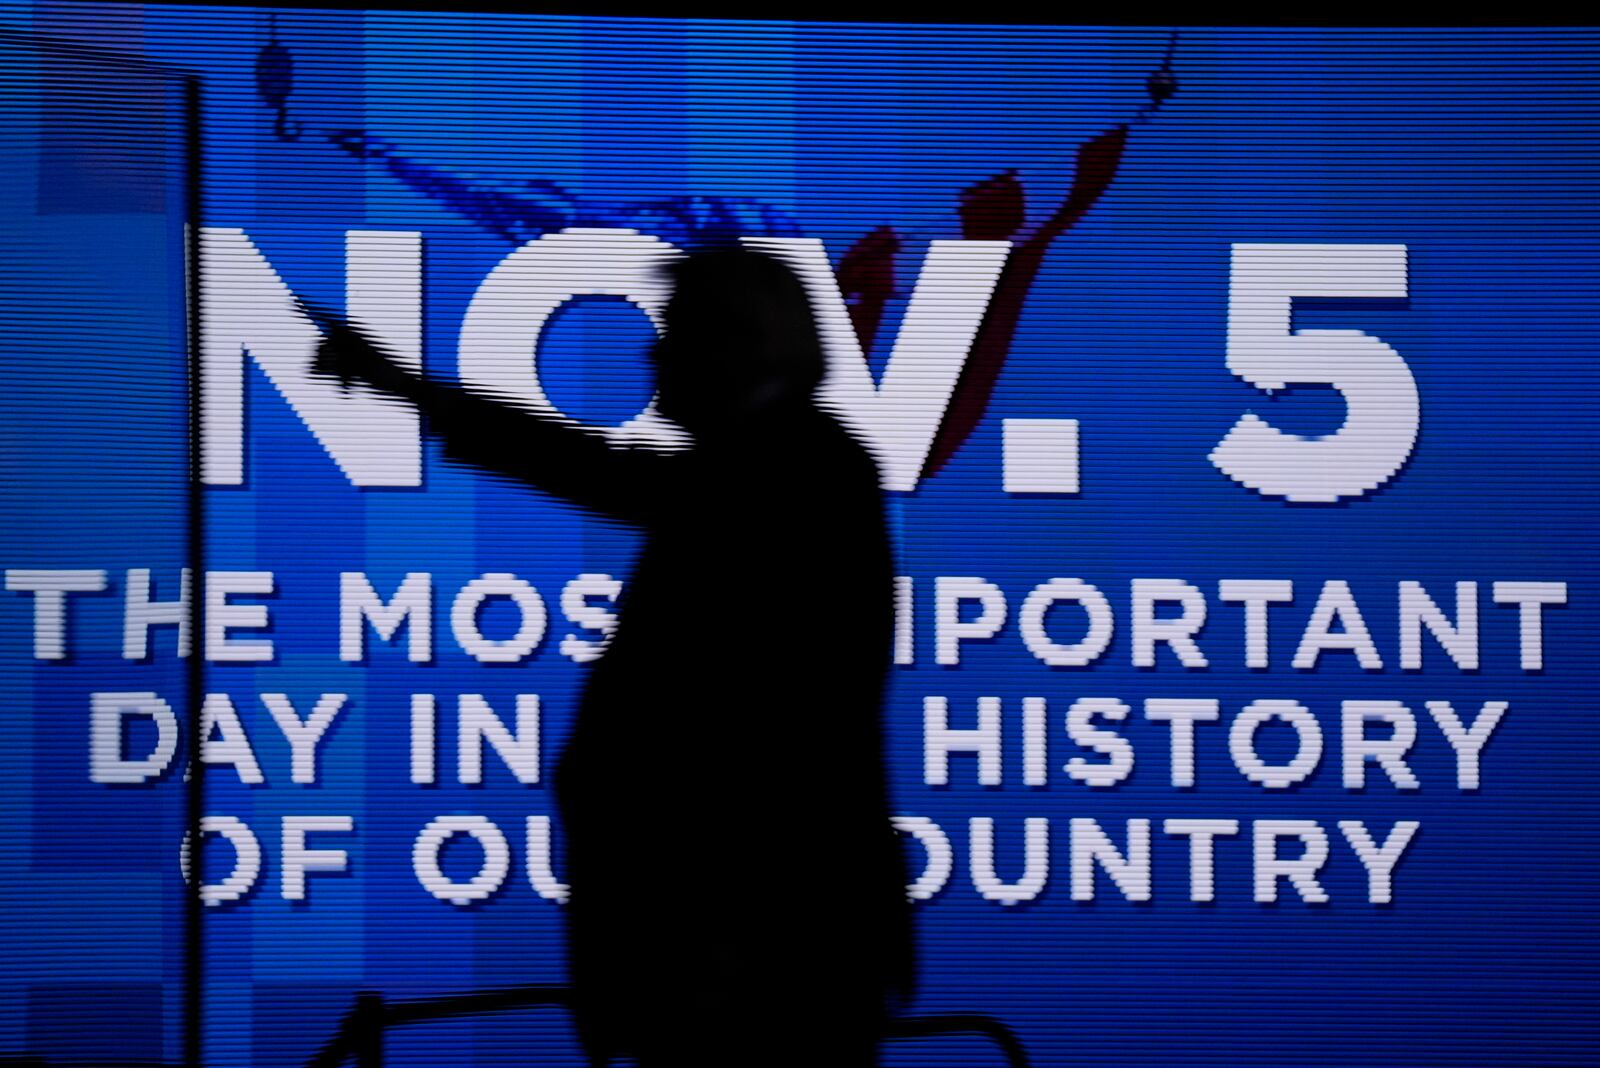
[181,72,206,1068]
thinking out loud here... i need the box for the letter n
[201,227,422,486]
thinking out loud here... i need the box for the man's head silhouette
[652,248,826,439]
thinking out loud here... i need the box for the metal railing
[306,985,1030,1068]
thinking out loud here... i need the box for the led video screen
[1,8,1596,1067]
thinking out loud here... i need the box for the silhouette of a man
[309,248,912,1068]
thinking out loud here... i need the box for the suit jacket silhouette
[309,249,912,1067]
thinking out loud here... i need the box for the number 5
[1210,244,1417,503]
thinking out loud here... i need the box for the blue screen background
[0,9,1595,1066]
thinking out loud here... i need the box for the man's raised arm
[304,303,676,524]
